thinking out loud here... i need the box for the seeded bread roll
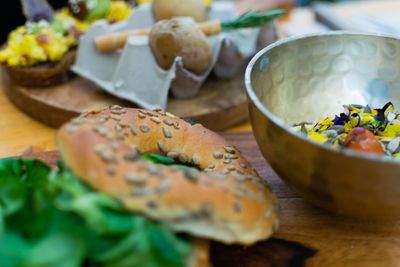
[57,106,278,245]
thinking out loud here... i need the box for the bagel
[57,106,278,265]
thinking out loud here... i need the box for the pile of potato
[149,0,212,74]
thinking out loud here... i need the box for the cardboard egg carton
[72,2,277,110]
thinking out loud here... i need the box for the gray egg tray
[71,2,276,110]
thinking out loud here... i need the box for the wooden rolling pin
[95,19,222,53]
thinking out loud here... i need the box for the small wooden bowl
[3,49,76,88]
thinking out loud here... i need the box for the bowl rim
[245,30,400,166]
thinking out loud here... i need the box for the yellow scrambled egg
[0,1,132,67]
[0,26,76,67]
[107,1,133,22]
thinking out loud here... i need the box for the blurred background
[1,0,397,43]
[0,0,354,43]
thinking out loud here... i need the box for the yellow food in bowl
[0,0,132,68]
[0,24,76,67]
[107,1,133,22]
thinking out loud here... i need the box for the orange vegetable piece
[344,127,384,155]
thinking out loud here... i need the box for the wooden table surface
[0,75,251,158]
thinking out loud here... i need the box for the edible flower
[381,123,400,139]
[309,131,328,144]
[333,113,350,125]
[314,117,334,132]
[294,102,400,159]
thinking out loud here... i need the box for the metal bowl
[245,32,400,220]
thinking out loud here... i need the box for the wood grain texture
[2,66,249,131]
[0,77,57,157]
[24,132,400,267]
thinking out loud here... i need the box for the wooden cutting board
[2,67,248,131]
[25,132,400,267]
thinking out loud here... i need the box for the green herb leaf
[50,20,67,35]
[0,159,50,217]
[170,164,194,172]
[0,233,30,267]
[86,0,111,22]
[149,224,191,267]
[23,232,85,267]
[221,9,286,31]
[141,154,175,165]
[371,121,381,128]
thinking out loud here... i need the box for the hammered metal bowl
[245,32,400,220]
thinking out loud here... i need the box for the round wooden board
[2,67,248,131]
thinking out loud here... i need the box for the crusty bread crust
[3,49,76,88]
[57,106,278,245]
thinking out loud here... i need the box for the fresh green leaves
[23,232,85,267]
[221,9,286,31]
[0,233,30,267]
[0,159,50,231]
[0,158,192,267]
[149,224,191,267]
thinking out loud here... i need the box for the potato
[152,0,208,22]
[149,18,212,74]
